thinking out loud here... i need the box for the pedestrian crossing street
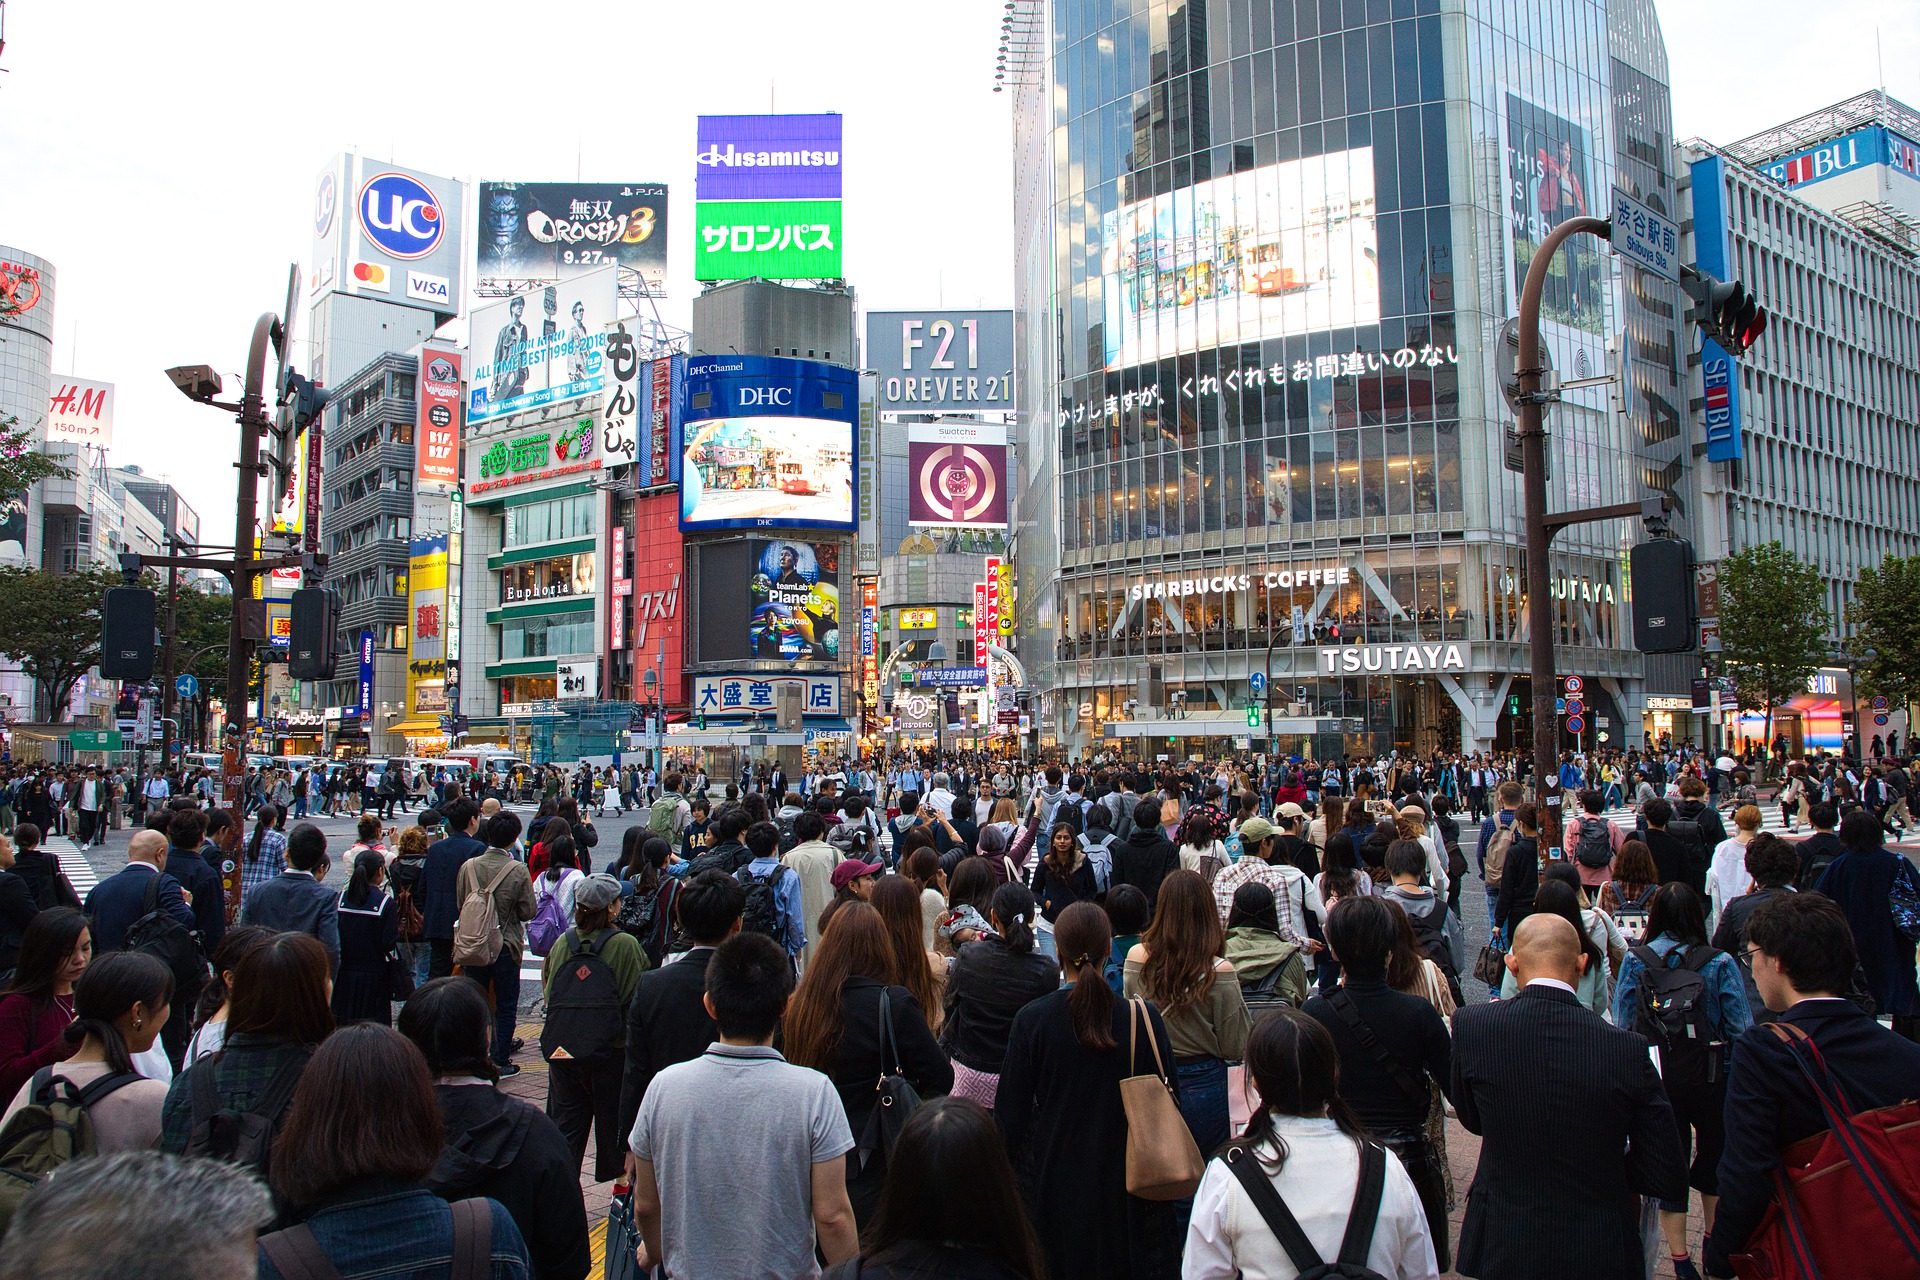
[1596,804,1830,840]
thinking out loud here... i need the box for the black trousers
[1381,1128,1450,1274]
[428,938,455,980]
[548,1052,625,1182]
[161,977,205,1070]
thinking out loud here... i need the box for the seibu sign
[1319,643,1466,674]
[1130,564,1351,602]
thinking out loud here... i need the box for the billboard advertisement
[46,377,114,446]
[1702,337,1742,463]
[695,114,843,201]
[678,354,858,530]
[476,182,668,292]
[1502,94,1602,333]
[269,423,311,539]
[907,422,1009,528]
[469,418,601,495]
[1756,124,1920,191]
[630,492,685,705]
[866,311,1015,413]
[415,347,462,492]
[1100,147,1378,369]
[693,673,841,719]
[407,536,449,718]
[467,266,617,425]
[749,539,841,661]
[310,154,465,317]
[693,199,842,281]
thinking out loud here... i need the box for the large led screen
[1100,147,1379,369]
[1503,93,1602,334]
[749,539,841,661]
[678,354,858,531]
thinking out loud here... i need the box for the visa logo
[407,270,451,305]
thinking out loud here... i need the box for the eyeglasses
[1737,947,1762,971]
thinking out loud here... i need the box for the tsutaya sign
[1319,643,1467,674]
[1129,564,1351,602]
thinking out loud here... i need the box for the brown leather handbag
[1119,997,1205,1200]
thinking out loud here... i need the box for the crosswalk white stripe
[44,836,100,897]
[1599,805,1800,836]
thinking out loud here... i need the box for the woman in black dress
[997,900,1182,1280]
[332,849,398,1025]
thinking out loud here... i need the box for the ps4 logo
[738,386,793,407]
[359,171,444,259]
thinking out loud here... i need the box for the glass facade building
[1012,0,1685,756]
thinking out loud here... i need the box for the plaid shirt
[1211,858,1325,952]
[160,1033,312,1154]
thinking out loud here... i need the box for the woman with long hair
[782,901,951,1226]
[941,882,1058,1108]
[242,803,287,902]
[161,933,334,1164]
[535,834,584,929]
[871,875,945,1035]
[187,924,274,1062]
[1383,899,1458,1018]
[1032,820,1101,959]
[0,951,172,1150]
[334,848,400,1026]
[612,831,680,968]
[262,1024,533,1276]
[998,900,1183,1279]
[1498,879,1610,1014]
[0,907,89,1101]
[903,849,947,951]
[1183,1008,1438,1279]
[1124,869,1251,1163]
[1610,882,1751,1279]
[840,1096,1046,1279]
[973,824,1026,887]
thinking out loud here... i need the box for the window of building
[503,494,595,548]
[499,609,594,659]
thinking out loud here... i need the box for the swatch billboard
[678,354,857,531]
[907,422,1009,528]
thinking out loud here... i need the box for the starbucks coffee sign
[1318,643,1467,674]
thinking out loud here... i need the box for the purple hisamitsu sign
[694,114,843,201]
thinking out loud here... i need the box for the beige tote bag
[1119,997,1205,1200]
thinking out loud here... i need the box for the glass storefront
[500,552,596,605]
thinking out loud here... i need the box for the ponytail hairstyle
[248,804,278,864]
[1234,1007,1367,1171]
[344,849,386,909]
[194,925,273,1033]
[1054,901,1115,1050]
[66,952,174,1075]
[989,882,1037,955]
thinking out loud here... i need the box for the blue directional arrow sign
[176,673,199,699]
[1250,671,1266,695]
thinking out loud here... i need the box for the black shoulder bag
[1222,1140,1391,1279]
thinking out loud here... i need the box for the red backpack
[1730,1022,1920,1279]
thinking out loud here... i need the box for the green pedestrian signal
[1247,704,1260,727]
[1508,695,1521,716]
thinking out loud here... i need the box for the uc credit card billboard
[678,354,857,532]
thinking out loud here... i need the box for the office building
[1008,0,1688,756]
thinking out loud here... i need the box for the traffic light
[696,712,707,731]
[1629,539,1696,654]
[269,370,330,518]
[1681,266,1767,355]
[287,587,342,680]
[100,587,157,680]
[1246,703,1260,728]
[1508,695,1521,716]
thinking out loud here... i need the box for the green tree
[0,416,73,497]
[1850,553,1920,740]
[0,566,125,721]
[1717,541,1831,751]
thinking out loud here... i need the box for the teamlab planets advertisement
[748,539,841,661]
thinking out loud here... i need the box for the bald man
[1450,913,1686,1280]
[82,828,195,955]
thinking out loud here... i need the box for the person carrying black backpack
[736,821,806,970]
[539,874,645,1182]
[1609,882,1751,1280]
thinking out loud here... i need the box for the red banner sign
[416,347,462,491]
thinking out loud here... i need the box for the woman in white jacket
[1183,1007,1437,1280]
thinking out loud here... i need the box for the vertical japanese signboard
[974,583,990,668]
[860,579,879,718]
[983,556,1001,644]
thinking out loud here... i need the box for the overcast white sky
[2,0,1914,535]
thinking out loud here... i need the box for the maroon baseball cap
[830,859,883,890]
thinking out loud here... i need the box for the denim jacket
[259,1182,532,1280]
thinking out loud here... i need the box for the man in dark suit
[83,829,193,954]
[1704,893,1920,1277]
[1451,912,1686,1279]
[163,808,227,954]
[240,823,341,975]
[618,869,744,1178]
[421,798,486,979]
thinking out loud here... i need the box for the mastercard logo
[352,262,389,287]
